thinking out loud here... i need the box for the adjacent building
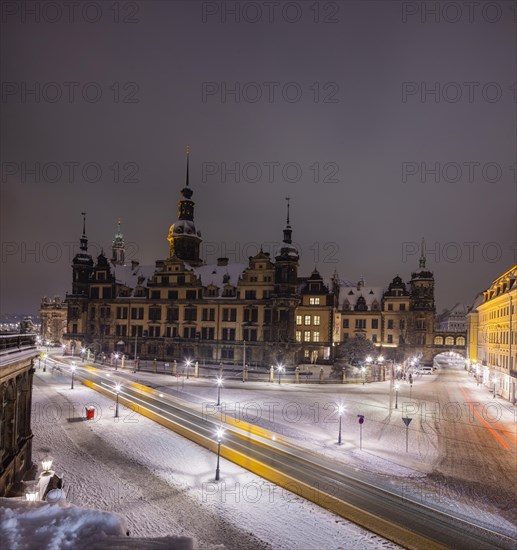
[467,264,517,403]
[40,297,67,344]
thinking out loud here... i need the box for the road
[48,355,516,550]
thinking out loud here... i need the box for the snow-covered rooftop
[339,285,384,310]
[187,262,247,295]
[112,264,155,288]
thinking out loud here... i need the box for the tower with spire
[167,146,203,266]
[274,197,299,295]
[111,219,126,266]
[409,238,435,312]
[71,212,94,296]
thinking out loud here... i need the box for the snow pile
[0,498,126,549]
[0,498,196,549]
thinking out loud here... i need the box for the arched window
[445,336,454,346]
[434,336,443,345]
[456,336,465,346]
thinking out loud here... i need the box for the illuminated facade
[467,264,517,403]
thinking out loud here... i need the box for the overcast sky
[1,0,516,314]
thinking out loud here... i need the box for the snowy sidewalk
[30,370,401,550]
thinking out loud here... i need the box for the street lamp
[277,364,284,385]
[493,377,498,399]
[337,405,345,445]
[361,366,366,385]
[70,364,76,389]
[216,376,223,406]
[395,382,400,409]
[81,347,86,362]
[25,487,39,501]
[215,426,224,481]
[62,344,66,356]
[115,383,121,417]
[42,353,48,373]
[114,353,119,371]
[41,458,53,474]
[185,359,192,379]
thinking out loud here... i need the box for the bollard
[121,355,125,369]
[295,366,300,384]
[319,367,324,384]
[243,365,248,382]
[173,360,177,376]
[194,361,199,378]
[269,365,274,383]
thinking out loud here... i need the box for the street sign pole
[402,417,412,453]
[357,415,364,450]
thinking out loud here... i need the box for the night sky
[1,0,516,314]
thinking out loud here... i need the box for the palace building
[60,151,458,369]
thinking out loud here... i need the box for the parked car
[418,366,433,375]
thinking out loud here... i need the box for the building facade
[40,297,67,344]
[467,264,517,403]
[0,334,36,496]
[59,154,464,369]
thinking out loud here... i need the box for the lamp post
[186,359,192,380]
[70,364,76,389]
[361,366,366,385]
[395,382,400,409]
[337,405,344,445]
[114,353,119,371]
[215,426,224,481]
[41,458,53,475]
[277,364,284,385]
[216,376,223,406]
[493,376,498,399]
[62,344,66,356]
[43,353,47,373]
[81,347,86,362]
[115,383,121,418]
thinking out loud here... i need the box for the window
[304,315,311,325]
[116,307,128,319]
[222,308,237,322]
[296,315,302,325]
[295,331,302,342]
[202,308,215,321]
[183,327,196,339]
[399,320,405,330]
[186,290,196,300]
[371,319,378,329]
[304,331,311,342]
[131,325,143,337]
[355,319,366,329]
[116,325,127,336]
[165,326,178,338]
[222,328,236,341]
[184,307,197,322]
[313,315,321,326]
[387,303,393,311]
[245,290,257,300]
[416,319,425,330]
[201,327,215,340]
[399,303,406,311]
[387,334,393,343]
[167,307,179,322]
[309,297,320,305]
[244,308,258,323]
[264,309,271,324]
[342,333,349,341]
[243,328,257,341]
[262,290,272,299]
[149,326,160,337]
[90,287,99,299]
[342,319,349,329]
[372,334,377,343]
[445,336,454,345]
[304,349,310,358]
[456,336,465,346]
[221,348,234,359]
[102,288,112,299]
[131,307,144,320]
[151,291,160,299]
[387,320,394,329]
[313,331,320,342]
[168,290,178,300]
[149,307,162,322]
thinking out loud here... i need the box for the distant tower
[274,197,299,295]
[167,146,203,266]
[71,212,94,296]
[409,239,435,312]
[111,218,125,266]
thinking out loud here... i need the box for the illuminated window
[314,315,321,326]
[304,315,311,325]
[296,315,302,325]
[295,331,302,342]
[304,331,311,342]
[309,297,320,305]
[313,332,320,342]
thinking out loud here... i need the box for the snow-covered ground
[82,356,516,538]
[27,370,402,549]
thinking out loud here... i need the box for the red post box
[85,406,95,420]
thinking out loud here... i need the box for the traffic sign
[357,415,364,424]
[402,417,412,427]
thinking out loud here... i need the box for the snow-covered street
[29,369,401,549]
